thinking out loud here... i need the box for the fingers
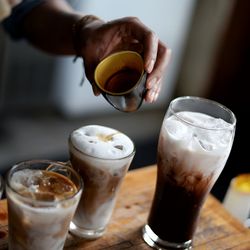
[124,17,159,74]
[145,79,162,103]
[80,16,171,102]
[122,17,171,103]
[143,31,159,74]
[145,43,172,103]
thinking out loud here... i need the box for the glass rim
[6,159,83,206]
[69,136,136,161]
[94,50,145,96]
[169,96,236,131]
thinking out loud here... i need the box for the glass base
[142,224,192,250]
[69,222,105,239]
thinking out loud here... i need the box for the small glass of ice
[223,174,250,225]
[6,160,83,250]
[142,96,236,250]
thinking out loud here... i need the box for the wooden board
[0,165,250,249]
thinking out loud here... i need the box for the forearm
[22,0,84,55]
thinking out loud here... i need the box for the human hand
[76,16,171,103]
[0,0,22,21]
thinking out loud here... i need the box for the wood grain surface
[0,165,250,249]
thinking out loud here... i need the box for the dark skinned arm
[21,0,171,103]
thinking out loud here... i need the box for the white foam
[177,111,232,130]
[166,111,233,151]
[70,125,134,159]
[160,111,234,176]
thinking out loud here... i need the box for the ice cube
[192,127,232,152]
[33,192,56,201]
[196,137,214,151]
[165,118,188,140]
[211,117,232,129]
[178,111,232,130]
[11,169,42,192]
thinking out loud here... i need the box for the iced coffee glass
[142,96,236,250]
[68,125,135,239]
[6,160,83,250]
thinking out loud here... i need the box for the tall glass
[68,125,135,239]
[142,96,236,249]
[6,160,83,250]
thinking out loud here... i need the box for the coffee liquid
[148,155,212,243]
[105,68,141,93]
[70,153,127,218]
[14,170,77,201]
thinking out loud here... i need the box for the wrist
[72,15,104,58]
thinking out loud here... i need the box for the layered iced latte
[143,97,236,250]
[69,125,135,239]
[6,160,83,250]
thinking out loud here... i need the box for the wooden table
[0,165,250,249]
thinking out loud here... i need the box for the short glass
[68,125,136,239]
[223,174,250,225]
[6,160,83,250]
[94,50,147,112]
[0,175,4,199]
[142,96,236,249]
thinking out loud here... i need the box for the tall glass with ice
[68,125,135,239]
[142,96,236,250]
[6,160,83,250]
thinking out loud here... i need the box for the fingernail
[154,92,159,102]
[145,91,153,103]
[147,59,155,73]
[147,77,157,89]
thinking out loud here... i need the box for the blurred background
[0,0,249,201]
